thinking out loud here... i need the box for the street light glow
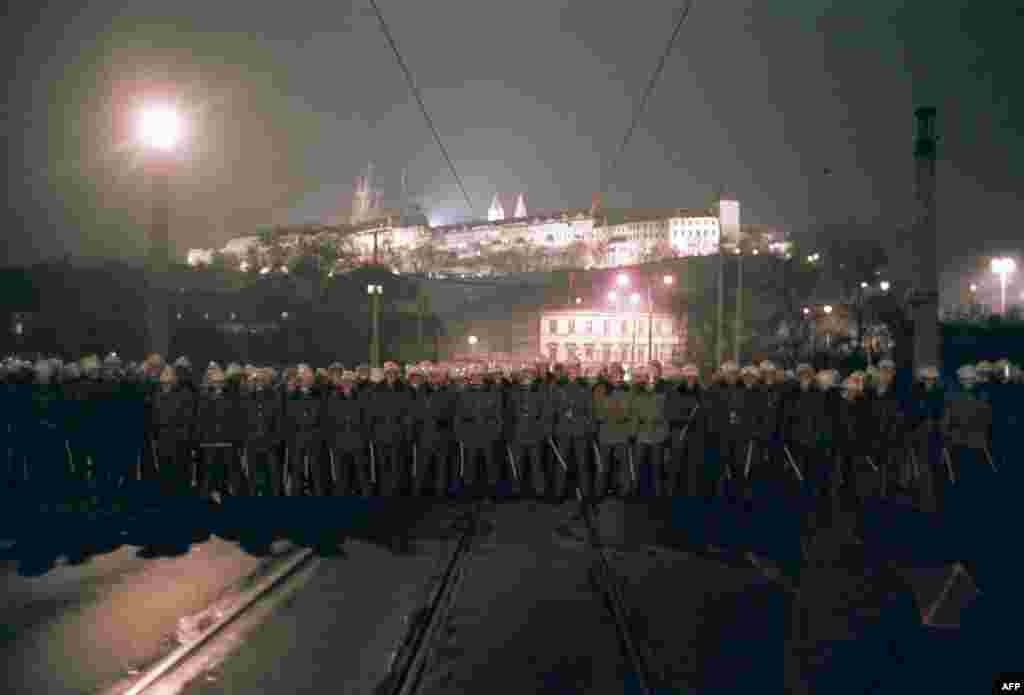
[136,105,184,151]
[663,275,675,286]
[608,291,617,302]
[824,305,833,315]
[860,281,869,289]
[802,307,810,316]
[468,335,478,345]
[575,296,582,304]
[880,281,890,292]
[616,273,630,287]
[970,283,978,293]
[991,257,1016,314]
[630,293,641,305]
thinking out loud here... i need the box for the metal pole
[716,244,724,366]
[1000,273,1007,314]
[647,283,653,363]
[734,250,742,364]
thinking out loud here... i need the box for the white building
[186,248,214,267]
[538,306,686,366]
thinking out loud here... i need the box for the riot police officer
[506,365,553,498]
[631,365,671,497]
[551,361,594,499]
[593,363,635,497]
[666,364,705,497]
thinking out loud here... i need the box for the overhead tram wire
[602,0,696,192]
[368,0,476,220]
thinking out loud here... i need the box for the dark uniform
[152,384,198,496]
[368,382,410,496]
[906,380,947,513]
[284,385,325,496]
[943,386,994,510]
[408,382,457,496]
[594,382,635,497]
[243,383,285,496]
[322,383,370,496]
[506,378,554,497]
[869,382,906,497]
[632,383,670,497]
[455,380,504,496]
[666,381,705,497]
[551,376,595,499]
[196,383,243,498]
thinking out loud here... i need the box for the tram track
[577,493,658,695]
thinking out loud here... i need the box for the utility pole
[368,284,383,367]
[734,249,743,364]
[907,107,940,371]
[716,242,725,366]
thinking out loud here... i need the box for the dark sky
[4,1,1022,291]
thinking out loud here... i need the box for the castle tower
[717,190,741,248]
[351,162,378,225]
[488,194,505,222]
[514,193,528,219]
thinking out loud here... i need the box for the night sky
[4,1,1022,291]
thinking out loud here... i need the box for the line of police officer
[3,353,1020,520]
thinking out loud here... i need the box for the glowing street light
[575,296,583,304]
[969,283,978,294]
[630,292,641,305]
[607,291,618,303]
[802,307,811,317]
[468,335,478,345]
[991,257,1016,314]
[860,281,869,289]
[880,281,891,292]
[823,305,833,315]
[616,273,630,288]
[136,104,184,152]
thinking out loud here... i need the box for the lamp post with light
[823,304,834,350]
[136,103,185,356]
[468,334,478,358]
[991,257,1016,315]
[368,284,383,367]
[646,275,675,365]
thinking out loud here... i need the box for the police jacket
[869,385,904,446]
[835,392,872,455]
[153,385,198,440]
[552,378,595,439]
[506,380,552,444]
[244,385,284,451]
[594,383,634,445]
[408,384,455,445]
[632,384,670,445]
[906,384,946,438]
[322,386,365,450]
[367,382,409,443]
[455,383,503,443]
[666,383,704,448]
[943,390,992,450]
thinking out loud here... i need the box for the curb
[120,543,316,695]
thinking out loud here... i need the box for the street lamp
[617,273,630,288]
[368,284,383,367]
[991,257,1016,314]
[823,304,833,350]
[135,102,185,356]
[630,292,641,364]
[645,274,675,366]
[468,335,479,357]
[880,280,891,292]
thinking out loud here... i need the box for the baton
[459,441,466,479]
[782,444,804,482]
[548,437,568,472]
[744,441,755,478]
[908,447,920,480]
[678,405,700,443]
[943,447,956,485]
[865,455,879,473]
[982,445,999,473]
[328,447,336,484]
[412,443,418,478]
[627,445,637,486]
[592,441,603,474]
[66,440,75,475]
[506,444,520,481]
[369,441,377,484]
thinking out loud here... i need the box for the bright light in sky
[136,105,184,151]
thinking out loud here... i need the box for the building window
[584,344,595,361]
[565,343,578,360]
[638,347,646,364]
[585,320,593,334]
[604,319,611,336]
[547,343,558,362]
[568,320,575,334]
[549,319,557,334]
[602,344,612,363]
[621,320,628,336]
